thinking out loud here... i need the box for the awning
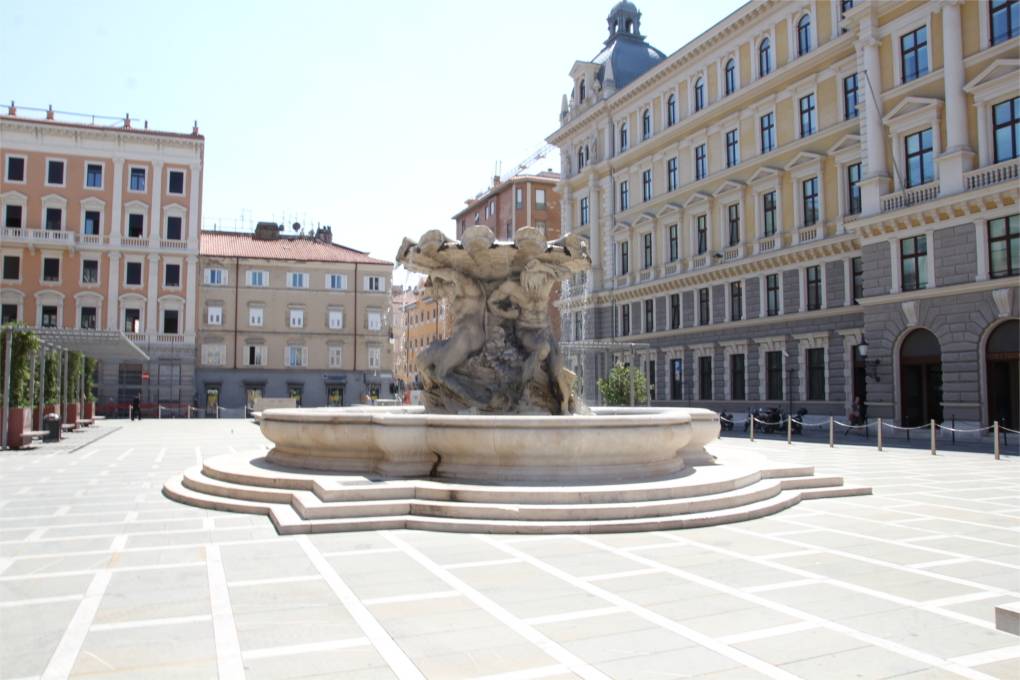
[28,328,149,362]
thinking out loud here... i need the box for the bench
[77,418,95,427]
[61,423,77,432]
[18,429,47,448]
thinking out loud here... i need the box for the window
[168,170,185,194]
[694,78,705,112]
[731,354,746,400]
[126,261,142,286]
[577,147,585,172]
[727,204,740,246]
[670,293,680,329]
[852,256,864,302]
[991,0,1019,45]
[2,255,19,280]
[205,268,225,285]
[164,263,181,288]
[900,26,928,83]
[43,257,60,282]
[82,259,98,284]
[365,275,383,292]
[758,38,772,77]
[760,112,776,153]
[901,235,928,291]
[207,305,223,325]
[286,345,307,367]
[574,312,583,341]
[666,94,677,126]
[249,307,264,327]
[124,308,141,333]
[667,157,678,192]
[724,59,736,95]
[247,270,267,287]
[642,169,652,202]
[6,156,24,182]
[619,180,629,211]
[847,163,862,215]
[696,215,708,254]
[802,177,819,226]
[797,15,811,56]
[47,159,64,185]
[202,344,226,366]
[128,213,144,238]
[695,144,706,180]
[642,232,652,268]
[41,305,59,328]
[843,74,859,120]
[904,128,934,188]
[327,273,347,290]
[698,288,710,325]
[580,197,590,226]
[2,304,18,324]
[84,210,100,235]
[162,309,179,334]
[368,309,383,330]
[668,224,678,261]
[288,272,308,288]
[129,167,146,192]
[536,189,546,209]
[989,215,1019,278]
[368,347,382,370]
[765,351,783,400]
[725,129,739,168]
[730,281,743,321]
[763,191,777,236]
[698,356,713,400]
[670,358,683,400]
[328,345,343,368]
[5,205,22,228]
[620,241,629,275]
[245,344,267,367]
[806,265,822,310]
[642,109,652,140]
[289,309,305,328]
[621,305,630,336]
[45,207,62,230]
[166,216,183,240]
[993,97,1020,163]
[644,299,654,333]
[766,273,780,316]
[807,348,826,401]
[86,163,103,188]
[619,122,629,151]
[799,94,816,137]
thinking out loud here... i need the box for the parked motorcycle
[746,406,783,433]
[719,411,734,431]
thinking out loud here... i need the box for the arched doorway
[900,329,942,426]
[986,319,1019,429]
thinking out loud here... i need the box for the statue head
[520,260,562,294]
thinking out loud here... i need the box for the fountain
[164,226,869,533]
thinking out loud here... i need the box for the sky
[1,0,746,280]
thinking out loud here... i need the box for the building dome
[594,2,665,91]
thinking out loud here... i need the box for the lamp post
[858,336,881,381]
[783,350,792,418]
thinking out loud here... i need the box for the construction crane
[499,144,556,183]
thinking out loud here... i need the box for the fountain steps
[162,452,870,534]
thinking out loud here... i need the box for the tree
[597,363,649,406]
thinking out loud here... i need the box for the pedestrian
[131,394,142,421]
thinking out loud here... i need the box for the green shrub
[85,357,98,402]
[597,364,650,406]
[44,350,60,405]
[0,324,41,407]
[67,351,84,401]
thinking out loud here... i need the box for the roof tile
[200,231,390,265]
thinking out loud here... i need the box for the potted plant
[1,325,40,449]
[65,351,83,427]
[84,357,97,421]
[597,364,650,407]
[41,349,61,426]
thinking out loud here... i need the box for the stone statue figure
[396,225,590,415]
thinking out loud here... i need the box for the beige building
[195,224,393,411]
[393,281,451,388]
[552,1,1019,430]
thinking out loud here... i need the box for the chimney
[7,100,15,116]
[193,120,199,135]
[46,105,54,120]
[124,113,132,129]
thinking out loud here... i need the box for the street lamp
[858,336,881,382]
[783,350,792,417]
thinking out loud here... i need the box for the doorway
[986,319,1019,429]
[204,387,219,417]
[900,329,942,426]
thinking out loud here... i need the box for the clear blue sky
[2,0,745,271]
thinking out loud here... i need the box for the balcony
[722,244,745,262]
[965,158,1020,191]
[122,237,148,248]
[796,224,821,243]
[690,254,708,270]
[2,226,74,245]
[755,234,780,254]
[881,181,940,212]
[160,239,188,250]
[79,234,109,247]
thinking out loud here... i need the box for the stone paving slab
[0,419,1018,679]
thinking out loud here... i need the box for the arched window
[579,79,586,102]
[797,15,811,56]
[694,78,705,112]
[642,109,652,140]
[759,38,772,77]
[577,148,584,171]
[619,122,629,151]
[724,59,736,95]
[666,94,677,126]
[625,18,633,33]
[584,144,590,164]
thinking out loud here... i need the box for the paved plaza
[0,420,1018,680]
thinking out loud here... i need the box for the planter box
[84,402,95,420]
[66,403,79,426]
[6,407,34,449]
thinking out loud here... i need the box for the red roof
[200,231,391,265]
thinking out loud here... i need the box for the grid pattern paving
[1,420,1018,680]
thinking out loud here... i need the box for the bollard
[951,415,956,445]
[994,421,1000,460]
[877,417,883,452]
[158,405,162,420]
[829,416,834,448]
[787,416,792,445]
[750,416,755,442]
[930,419,936,455]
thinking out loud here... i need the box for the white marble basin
[260,406,720,484]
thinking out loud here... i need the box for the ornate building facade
[551,1,1019,429]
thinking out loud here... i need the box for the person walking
[131,394,142,421]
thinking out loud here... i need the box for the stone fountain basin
[260,406,720,484]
